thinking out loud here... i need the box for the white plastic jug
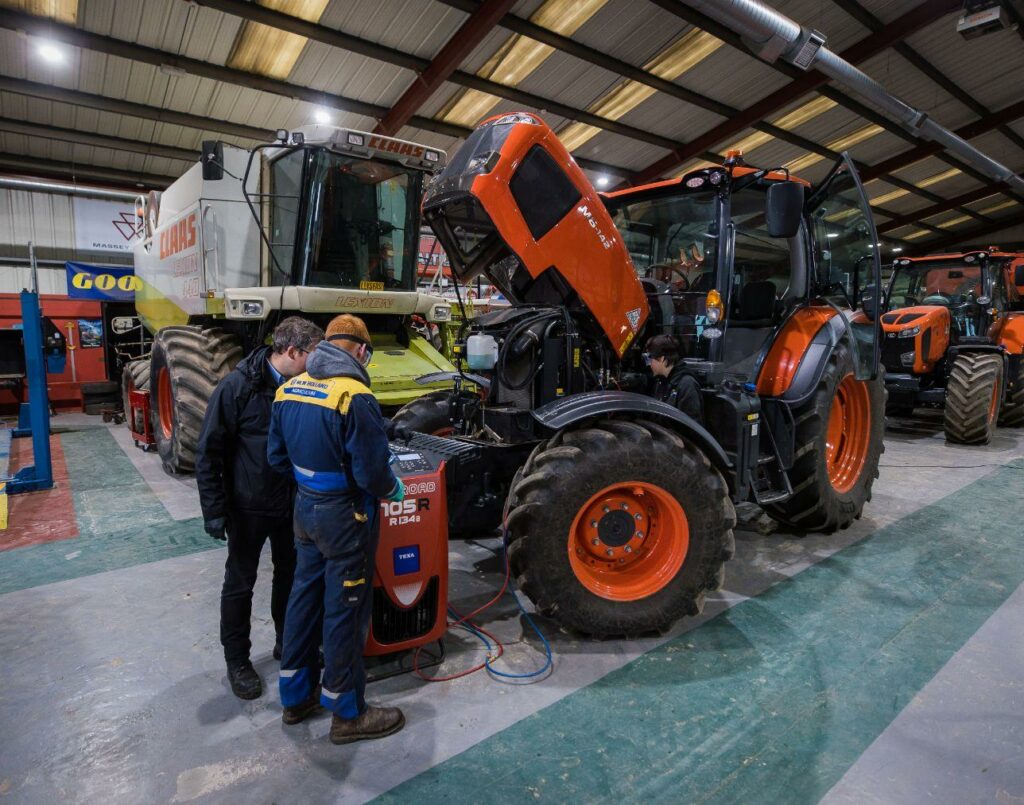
[466,333,499,371]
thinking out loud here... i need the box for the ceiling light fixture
[314,108,331,125]
[37,41,64,64]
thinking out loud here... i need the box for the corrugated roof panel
[571,129,670,174]
[903,15,1024,113]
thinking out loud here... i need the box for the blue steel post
[9,289,54,493]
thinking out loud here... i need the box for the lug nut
[624,545,632,554]
[603,505,610,513]
[592,538,600,546]
[634,513,642,520]
[636,531,644,539]
[590,520,598,528]
[605,548,615,557]
[621,503,629,510]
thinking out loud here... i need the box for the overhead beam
[908,213,1024,253]
[632,0,958,184]
[375,0,516,136]
[831,0,1024,155]
[877,185,1018,234]
[0,117,198,163]
[0,153,174,189]
[861,99,1024,181]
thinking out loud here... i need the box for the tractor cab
[603,152,882,389]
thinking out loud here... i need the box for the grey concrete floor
[1,410,1023,802]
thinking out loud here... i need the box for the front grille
[881,336,908,372]
[372,576,440,645]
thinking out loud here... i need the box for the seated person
[644,334,703,423]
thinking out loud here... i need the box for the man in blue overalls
[268,314,406,745]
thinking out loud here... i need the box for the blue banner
[65,263,141,301]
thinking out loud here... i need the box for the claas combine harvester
[127,126,458,473]
[393,112,887,637]
[882,249,1024,444]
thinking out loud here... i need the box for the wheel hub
[597,510,635,547]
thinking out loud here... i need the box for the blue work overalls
[267,342,400,718]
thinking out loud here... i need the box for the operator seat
[731,280,777,327]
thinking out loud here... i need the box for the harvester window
[509,145,581,241]
[268,148,305,285]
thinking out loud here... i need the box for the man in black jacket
[196,316,325,700]
[645,334,703,424]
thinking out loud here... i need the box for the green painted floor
[0,427,215,595]
[380,460,1024,803]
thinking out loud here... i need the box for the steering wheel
[650,261,691,291]
[921,293,952,306]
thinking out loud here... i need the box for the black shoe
[273,641,282,661]
[282,686,323,725]
[227,661,262,700]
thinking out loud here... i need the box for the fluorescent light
[827,233,839,238]
[596,175,610,188]
[892,247,903,252]
[314,108,331,124]
[37,42,64,64]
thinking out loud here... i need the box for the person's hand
[204,517,227,541]
[386,478,406,502]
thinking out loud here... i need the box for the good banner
[65,263,141,301]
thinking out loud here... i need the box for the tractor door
[805,153,882,380]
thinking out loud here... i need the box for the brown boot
[282,687,323,725]
[329,705,405,745]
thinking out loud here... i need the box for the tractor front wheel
[150,325,242,473]
[945,352,1003,444]
[506,419,735,638]
[766,341,885,533]
[390,390,456,436]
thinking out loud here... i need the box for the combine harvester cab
[883,249,1024,443]
[130,127,458,472]
[394,113,886,638]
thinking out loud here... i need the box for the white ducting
[681,0,1024,193]
[0,175,141,201]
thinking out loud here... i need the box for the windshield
[268,148,424,290]
[889,262,985,337]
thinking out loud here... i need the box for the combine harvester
[127,126,458,472]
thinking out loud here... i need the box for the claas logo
[71,272,142,292]
[367,136,424,159]
[159,214,197,260]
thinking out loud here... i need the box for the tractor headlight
[705,288,723,325]
[898,325,920,338]
[227,297,269,320]
[429,303,451,322]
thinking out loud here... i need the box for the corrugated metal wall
[0,186,132,294]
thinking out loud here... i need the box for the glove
[386,478,406,502]
[386,420,413,442]
[204,517,227,541]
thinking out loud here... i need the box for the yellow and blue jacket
[267,342,399,500]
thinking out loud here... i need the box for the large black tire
[150,325,242,473]
[121,357,151,415]
[944,352,1003,444]
[505,419,735,638]
[998,358,1024,427]
[766,341,885,533]
[391,390,455,435]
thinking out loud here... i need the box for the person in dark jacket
[268,314,406,745]
[645,334,703,423]
[196,316,325,700]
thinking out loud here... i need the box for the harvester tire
[944,352,1003,444]
[390,390,455,435]
[766,341,885,534]
[997,360,1024,427]
[150,325,242,473]
[121,358,151,415]
[505,419,735,638]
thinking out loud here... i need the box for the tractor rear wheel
[506,419,735,638]
[766,341,885,533]
[150,325,242,473]
[390,390,455,436]
[997,359,1024,427]
[121,358,151,415]
[944,352,1003,444]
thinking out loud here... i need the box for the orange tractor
[882,249,1024,443]
[393,113,886,637]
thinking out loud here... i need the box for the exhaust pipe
[680,0,1024,193]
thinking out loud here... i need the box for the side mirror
[201,141,224,181]
[765,181,804,238]
[860,285,881,321]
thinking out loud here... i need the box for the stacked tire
[150,325,242,473]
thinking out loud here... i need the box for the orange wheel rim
[568,482,689,602]
[157,367,174,440]
[825,374,872,493]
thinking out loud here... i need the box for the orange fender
[991,312,1024,355]
[756,306,838,396]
